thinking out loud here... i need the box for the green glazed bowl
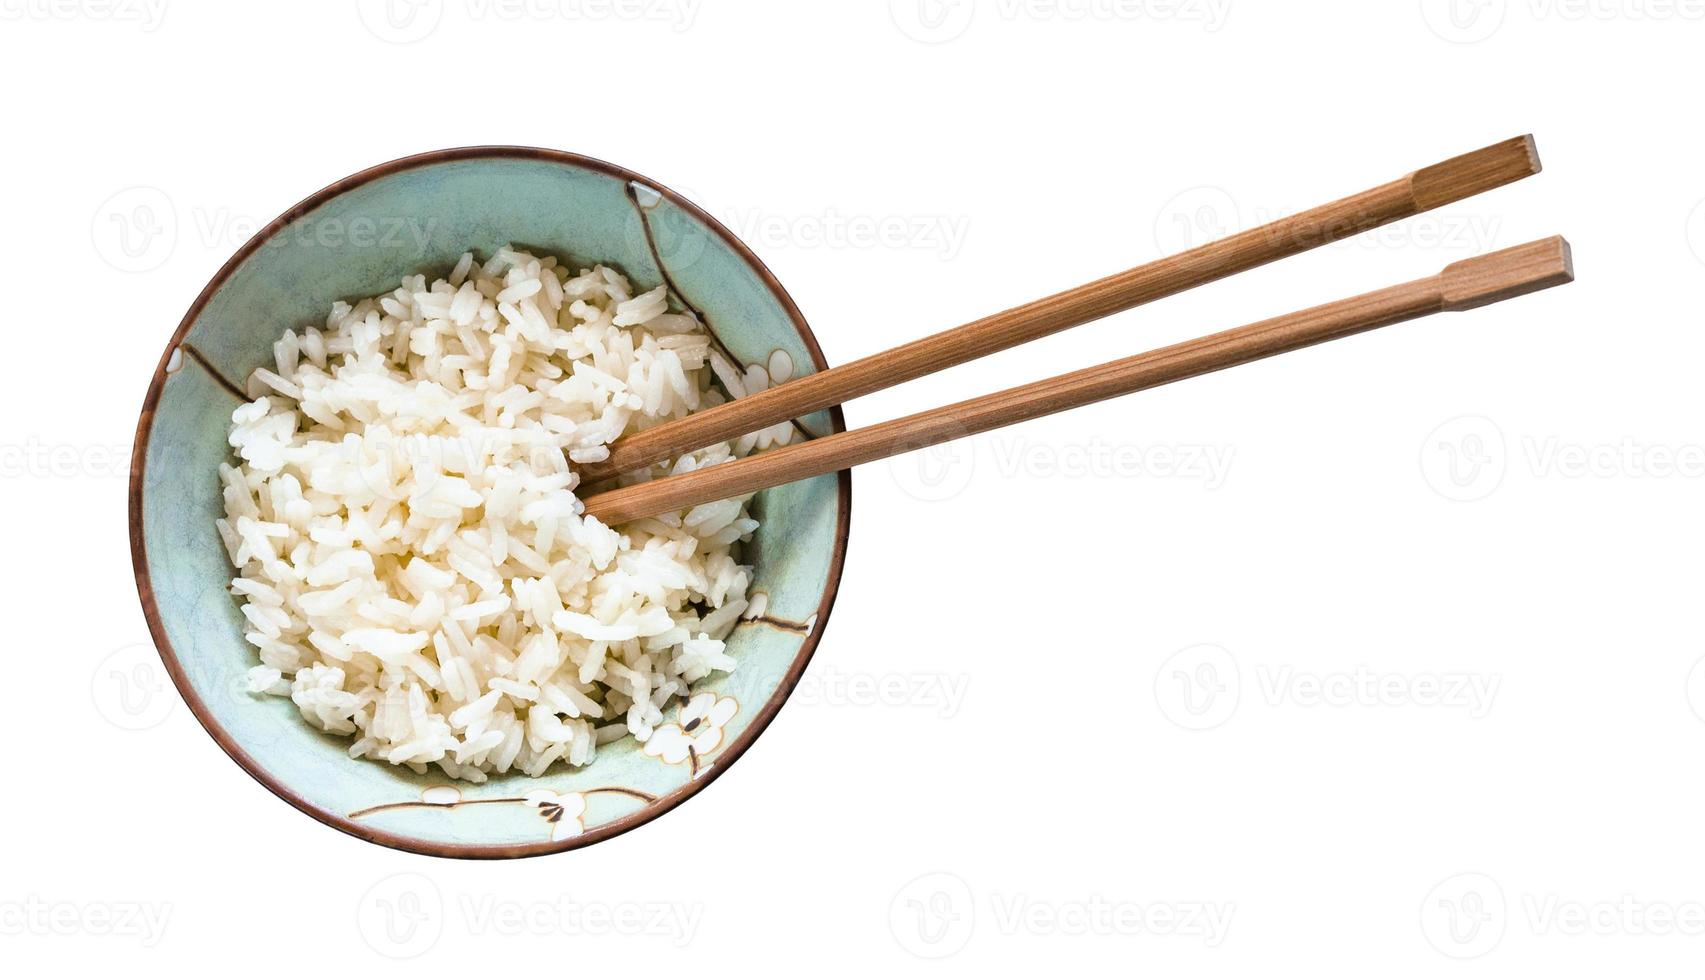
[129,148,851,858]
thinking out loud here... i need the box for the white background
[3,0,1702,974]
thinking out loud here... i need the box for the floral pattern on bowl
[347,692,744,843]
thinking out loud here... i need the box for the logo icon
[357,0,444,43]
[343,431,458,500]
[91,187,176,273]
[1686,199,1705,267]
[888,430,976,503]
[623,181,711,275]
[889,0,976,43]
[92,643,176,730]
[1420,872,1505,958]
[1419,0,1507,44]
[1685,654,1705,724]
[1153,186,1242,263]
[356,873,444,958]
[889,871,975,958]
[1420,415,1506,502]
[1154,643,1240,730]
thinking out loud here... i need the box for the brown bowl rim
[126,145,852,859]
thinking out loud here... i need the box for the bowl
[128,147,851,858]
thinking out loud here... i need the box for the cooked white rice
[217,246,798,781]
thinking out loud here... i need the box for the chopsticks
[581,237,1573,525]
[575,135,1542,484]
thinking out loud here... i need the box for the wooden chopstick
[581,237,1573,525]
[576,135,1543,483]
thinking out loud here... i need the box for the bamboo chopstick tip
[1409,134,1542,211]
[1440,235,1574,311]
[1550,234,1575,282]
[1507,133,1542,175]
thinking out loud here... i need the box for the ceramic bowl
[129,147,851,858]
